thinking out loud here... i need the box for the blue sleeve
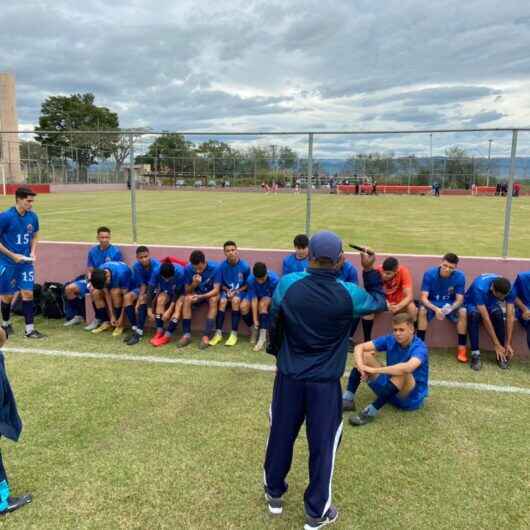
[183,267,193,287]
[513,275,521,299]
[214,265,223,286]
[243,262,251,282]
[282,256,289,276]
[248,278,256,299]
[114,247,124,262]
[373,335,389,352]
[455,272,466,295]
[411,342,428,365]
[0,212,9,236]
[475,286,487,306]
[506,287,516,304]
[339,269,387,318]
[270,272,308,321]
[87,248,95,268]
[349,265,358,285]
[420,271,431,293]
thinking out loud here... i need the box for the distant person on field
[282,234,309,275]
[416,253,467,362]
[513,271,530,353]
[465,274,516,371]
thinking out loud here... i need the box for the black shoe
[497,357,510,370]
[348,410,375,427]
[304,505,338,530]
[0,494,32,515]
[24,330,46,339]
[470,353,482,371]
[1,324,13,337]
[342,398,356,412]
[126,332,142,346]
[264,488,283,516]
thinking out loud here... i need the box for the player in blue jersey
[0,187,45,339]
[513,271,530,353]
[148,261,186,347]
[246,262,279,352]
[64,226,123,328]
[89,261,132,336]
[416,253,468,362]
[176,250,220,349]
[122,246,160,346]
[464,274,516,370]
[336,254,360,347]
[346,313,429,426]
[209,241,251,347]
[281,234,309,275]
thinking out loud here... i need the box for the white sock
[2,320,10,327]
[25,323,34,334]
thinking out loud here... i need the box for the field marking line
[6,346,530,396]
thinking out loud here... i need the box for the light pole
[429,133,433,184]
[487,139,492,187]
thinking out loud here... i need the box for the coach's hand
[360,247,376,270]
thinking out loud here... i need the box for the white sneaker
[64,315,84,327]
[84,319,101,331]
[253,337,267,352]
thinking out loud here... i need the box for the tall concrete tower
[0,72,23,182]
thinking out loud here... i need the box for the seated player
[89,261,132,336]
[344,313,429,425]
[177,250,220,349]
[148,261,186,347]
[361,253,417,342]
[336,254,360,345]
[246,262,279,352]
[282,234,309,275]
[209,240,251,347]
[417,253,467,362]
[64,226,123,327]
[513,270,530,353]
[465,274,516,371]
[123,246,160,346]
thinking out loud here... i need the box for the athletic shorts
[516,308,530,329]
[220,291,249,302]
[425,305,461,323]
[368,373,425,411]
[73,278,89,298]
[0,262,35,295]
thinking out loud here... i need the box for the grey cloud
[463,111,506,126]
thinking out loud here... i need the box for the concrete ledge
[50,184,126,193]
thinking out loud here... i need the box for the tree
[445,146,474,188]
[277,146,298,170]
[35,93,119,180]
[108,128,151,178]
[195,140,238,179]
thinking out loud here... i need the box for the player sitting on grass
[209,240,251,347]
[177,250,220,350]
[360,253,417,341]
[247,262,279,352]
[89,261,132,336]
[147,261,186,347]
[123,246,160,346]
[417,253,467,362]
[282,234,309,275]
[513,270,530,353]
[465,274,516,371]
[64,226,123,328]
[344,313,429,426]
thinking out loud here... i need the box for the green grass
[1,191,529,257]
[1,317,529,530]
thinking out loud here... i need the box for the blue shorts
[368,374,425,411]
[0,262,35,294]
[425,305,461,323]
[73,279,89,298]
[516,308,530,329]
[220,291,249,302]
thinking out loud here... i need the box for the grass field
[1,190,529,257]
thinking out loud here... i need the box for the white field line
[6,346,530,396]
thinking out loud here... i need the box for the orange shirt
[377,265,413,305]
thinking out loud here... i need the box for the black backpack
[12,284,42,316]
[41,282,65,319]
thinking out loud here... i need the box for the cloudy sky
[2,0,530,157]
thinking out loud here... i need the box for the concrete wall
[50,183,127,193]
[35,241,530,358]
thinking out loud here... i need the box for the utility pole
[487,139,492,187]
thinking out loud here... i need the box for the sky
[2,0,530,158]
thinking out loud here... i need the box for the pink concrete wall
[36,241,530,358]
[50,184,126,193]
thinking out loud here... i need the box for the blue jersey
[184,261,220,295]
[464,274,516,308]
[0,207,39,264]
[513,271,530,307]
[337,261,358,284]
[282,253,308,275]
[131,258,160,289]
[421,266,466,306]
[373,335,429,409]
[149,263,185,298]
[87,244,123,269]
[216,259,250,292]
[248,271,280,300]
[101,261,132,289]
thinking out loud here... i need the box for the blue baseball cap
[309,230,343,263]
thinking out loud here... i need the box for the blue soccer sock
[231,310,241,332]
[242,312,253,328]
[155,314,163,331]
[372,380,400,410]
[216,310,225,331]
[204,318,215,337]
[182,318,192,336]
[22,300,34,333]
[346,367,362,395]
[165,318,179,336]
[1,302,11,325]
[259,312,270,330]
[113,306,122,322]
[350,318,360,338]
[124,305,137,328]
[416,329,426,341]
[95,307,108,322]
[458,333,467,347]
[137,304,147,333]
[362,318,374,341]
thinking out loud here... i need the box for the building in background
[0,72,23,182]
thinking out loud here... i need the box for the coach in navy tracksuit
[263,231,387,529]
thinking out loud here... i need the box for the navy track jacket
[0,352,22,442]
[267,268,387,382]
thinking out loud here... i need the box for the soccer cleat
[209,331,223,346]
[225,332,238,347]
[249,326,259,345]
[304,505,338,530]
[198,336,210,350]
[1,324,14,337]
[126,332,142,346]
[0,494,33,516]
[91,321,112,334]
[470,353,482,371]
[456,346,468,363]
[149,330,164,346]
[497,357,510,370]
[84,319,101,331]
[253,336,267,352]
[24,329,46,339]
[264,490,283,516]
[342,399,356,412]
[152,334,170,347]
[176,335,192,349]
[112,326,124,337]
[64,315,84,327]
[348,411,375,427]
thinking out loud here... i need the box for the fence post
[305,133,314,236]
[129,133,138,244]
[502,130,518,258]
